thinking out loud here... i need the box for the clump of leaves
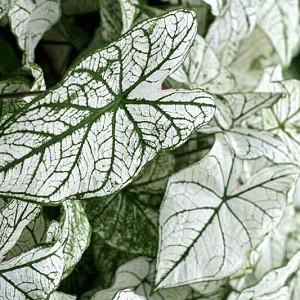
[1,0,300,299]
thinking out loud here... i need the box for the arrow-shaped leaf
[0,9,215,203]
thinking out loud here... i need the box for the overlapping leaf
[8,0,61,64]
[171,34,235,94]
[0,220,65,299]
[87,154,173,257]
[228,251,300,300]
[90,257,190,300]
[0,10,215,203]
[155,135,297,289]
[212,92,290,163]
[113,289,146,300]
[257,0,300,66]
[206,0,257,65]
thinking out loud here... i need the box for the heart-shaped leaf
[155,135,297,289]
[0,9,215,203]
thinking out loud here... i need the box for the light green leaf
[228,251,300,300]
[8,0,61,64]
[257,0,300,66]
[0,10,215,204]
[206,0,257,66]
[155,135,297,289]
[112,289,146,300]
[62,200,91,277]
[90,257,190,300]
[171,34,235,94]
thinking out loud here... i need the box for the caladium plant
[1,0,300,299]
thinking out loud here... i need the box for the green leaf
[171,34,235,94]
[8,0,61,64]
[87,154,174,257]
[155,135,297,289]
[0,9,215,204]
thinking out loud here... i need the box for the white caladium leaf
[62,200,91,277]
[90,257,190,300]
[257,0,300,66]
[119,0,139,34]
[0,199,40,260]
[228,251,300,300]
[161,0,225,15]
[0,10,215,204]
[256,78,300,161]
[171,34,235,94]
[155,135,297,289]
[112,289,146,300]
[0,219,65,299]
[214,93,281,130]
[212,93,290,163]
[227,27,279,92]
[8,0,61,64]
[206,0,257,65]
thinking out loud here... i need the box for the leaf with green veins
[0,219,65,299]
[99,0,139,42]
[87,192,158,257]
[90,257,190,300]
[256,0,300,66]
[231,205,295,292]
[86,154,174,257]
[0,198,40,260]
[62,200,91,278]
[7,209,49,257]
[214,93,281,130]
[256,78,300,160]
[155,135,297,289]
[206,0,257,66]
[171,34,235,94]
[112,289,146,300]
[228,251,300,300]
[8,0,61,64]
[211,92,291,163]
[0,9,215,204]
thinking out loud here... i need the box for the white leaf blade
[155,136,297,289]
[8,0,61,64]
[0,199,40,259]
[0,10,215,203]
